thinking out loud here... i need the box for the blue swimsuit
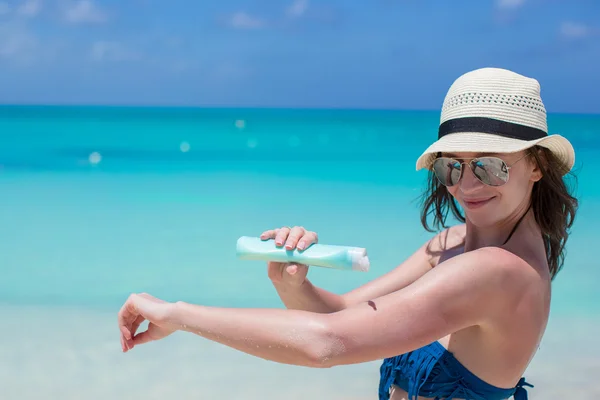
[378,341,533,400]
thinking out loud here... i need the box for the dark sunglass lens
[472,157,509,186]
[433,157,462,186]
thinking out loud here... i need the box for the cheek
[507,170,533,196]
[446,186,458,198]
[496,177,531,209]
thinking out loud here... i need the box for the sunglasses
[432,153,530,187]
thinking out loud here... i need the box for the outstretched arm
[119,247,531,368]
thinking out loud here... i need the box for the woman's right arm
[262,226,464,313]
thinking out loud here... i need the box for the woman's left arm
[119,247,534,367]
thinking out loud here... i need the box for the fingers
[274,227,291,247]
[259,226,319,251]
[260,229,277,240]
[118,293,152,348]
[131,315,146,337]
[131,330,154,346]
[119,299,137,352]
[285,226,305,249]
[259,227,291,246]
[125,317,153,351]
[119,292,175,353]
[120,332,127,352]
[118,295,139,341]
[298,230,318,250]
[260,227,289,241]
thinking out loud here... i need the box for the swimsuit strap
[514,377,534,400]
[502,202,533,245]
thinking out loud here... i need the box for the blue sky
[0,0,598,113]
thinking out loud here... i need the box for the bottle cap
[348,247,370,272]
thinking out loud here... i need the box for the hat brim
[415,132,575,175]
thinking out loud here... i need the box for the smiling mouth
[463,197,495,209]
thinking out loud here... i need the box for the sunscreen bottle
[236,236,370,272]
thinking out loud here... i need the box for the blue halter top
[378,341,533,400]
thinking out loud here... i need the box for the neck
[464,201,534,251]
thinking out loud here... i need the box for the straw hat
[415,67,575,175]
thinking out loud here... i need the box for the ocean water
[0,105,599,399]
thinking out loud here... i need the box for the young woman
[118,68,578,400]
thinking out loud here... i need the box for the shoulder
[462,247,550,330]
[425,224,466,267]
[424,226,537,285]
[452,246,538,288]
[480,246,546,290]
[412,246,541,323]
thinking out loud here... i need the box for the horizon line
[0,103,598,117]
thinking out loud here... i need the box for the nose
[459,164,484,194]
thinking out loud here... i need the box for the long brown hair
[418,146,578,280]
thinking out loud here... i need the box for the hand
[260,226,319,286]
[118,292,178,352]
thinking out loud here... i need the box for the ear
[529,149,544,182]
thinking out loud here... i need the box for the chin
[464,213,501,228]
[459,197,501,227]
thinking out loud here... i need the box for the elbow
[301,319,348,369]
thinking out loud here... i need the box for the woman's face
[441,150,542,227]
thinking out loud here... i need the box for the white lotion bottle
[236,236,370,272]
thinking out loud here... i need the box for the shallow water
[1,106,599,398]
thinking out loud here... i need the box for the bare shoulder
[459,246,549,320]
[452,247,551,361]
[426,246,545,318]
[426,224,466,267]
[485,246,548,286]
[467,246,543,286]
[428,227,542,288]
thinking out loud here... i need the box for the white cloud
[16,0,41,17]
[90,41,140,62]
[226,12,264,30]
[64,0,107,23]
[560,22,593,39]
[496,0,525,9]
[0,2,10,15]
[286,0,309,18]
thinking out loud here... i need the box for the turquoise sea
[1,105,599,399]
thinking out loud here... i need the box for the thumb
[131,328,156,346]
[286,264,299,275]
[285,263,307,276]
